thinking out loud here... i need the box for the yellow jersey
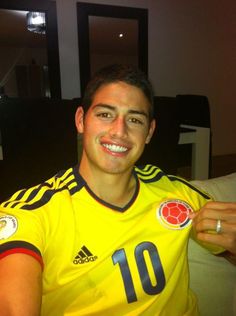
[0,165,218,315]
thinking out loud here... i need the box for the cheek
[136,127,152,143]
[83,121,103,142]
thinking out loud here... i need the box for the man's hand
[190,201,236,265]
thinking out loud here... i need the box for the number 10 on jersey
[112,241,166,303]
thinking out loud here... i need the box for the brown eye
[96,112,112,118]
[129,117,143,125]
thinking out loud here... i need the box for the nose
[109,116,128,139]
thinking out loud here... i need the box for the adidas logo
[73,245,98,264]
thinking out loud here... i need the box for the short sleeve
[0,207,45,267]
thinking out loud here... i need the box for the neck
[79,161,137,208]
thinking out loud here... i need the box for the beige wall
[149,0,236,156]
[55,0,236,156]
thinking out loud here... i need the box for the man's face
[76,82,155,175]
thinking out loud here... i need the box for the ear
[75,106,84,134]
[145,119,156,144]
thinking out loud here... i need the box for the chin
[100,160,134,175]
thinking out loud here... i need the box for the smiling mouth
[102,143,128,153]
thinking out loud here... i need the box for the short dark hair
[81,64,154,119]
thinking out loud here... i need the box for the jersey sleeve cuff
[0,240,44,269]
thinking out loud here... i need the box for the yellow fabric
[0,165,220,315]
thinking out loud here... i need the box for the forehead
[91,82,151,112]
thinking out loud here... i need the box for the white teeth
[103,143,128,153]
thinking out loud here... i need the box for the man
[0,64,235,316]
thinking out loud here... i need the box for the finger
[203,201,236,210]
[196,232,236,254]
[193,218,236,234]
[193,218,220,233]
[192,205,236,223]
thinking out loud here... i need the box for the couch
[189,172,236,316]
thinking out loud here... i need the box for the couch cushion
[189,173,236,316]
[188,239,236,316]
[190,172,236,202]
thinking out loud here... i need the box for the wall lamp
[26,12,46,34]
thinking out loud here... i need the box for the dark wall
[0,97,79,201]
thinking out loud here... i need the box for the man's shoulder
[135,164,166,183]
[135,164,179,186]
[135,164,211,199]
[0,167,82,211]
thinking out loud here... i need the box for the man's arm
[0,253,42,316]
[190,201,236,265]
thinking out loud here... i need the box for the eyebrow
[92,103,149,118]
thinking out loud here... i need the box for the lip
[100,140,130,156]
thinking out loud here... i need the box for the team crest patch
[157,200,193,230]
[0,215,18,240]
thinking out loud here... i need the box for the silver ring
[216,219,222,234]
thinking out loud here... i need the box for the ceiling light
[26,12,46,34]
[119,33,124,38]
